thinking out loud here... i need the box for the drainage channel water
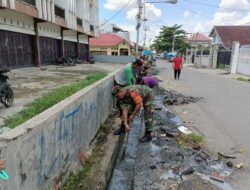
[108,113,144,190]
[108,89,235,190]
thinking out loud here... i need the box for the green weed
[60,114,115,190]
[178,133,204,146]
[4,72,107,129]
[237,77,250,82]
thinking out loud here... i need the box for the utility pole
[135,0,142,58]
[135,0,178,57]
[143,26,149,49]
[172,35,176,53]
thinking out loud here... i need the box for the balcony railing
[20,0,36,6]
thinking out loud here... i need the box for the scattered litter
[180,166,194,176]
[154,107,162,110]
[160,134,167,138]
[226,161,233,168]
[218,152,237,159]
[194,155,203,163]
[166,131,176,138]
[210,172,225,183]
[150,165,156,170]
[178,126,192,135]
[193,145,202,151]
[134,88,234,190]
[238,149,244,154]
[235,163,244,169]
[163,90,202,106]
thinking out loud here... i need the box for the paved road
[158,60,250,156]
[157,60,250,189]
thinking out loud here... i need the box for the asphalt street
[157,60,250,190]
[158,60,250,156]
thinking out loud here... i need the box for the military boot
[114,123,126,135]
[139,131,152,142]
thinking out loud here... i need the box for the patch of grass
[4,72,107,129]
[237,77,250,82]
[177,133,204,147]
[60,114,115,190]
[61,145,104,190]
[217,64,230,70]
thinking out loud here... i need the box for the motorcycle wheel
[2,86,14,107]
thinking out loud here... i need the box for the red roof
[188,33,211,42]
[89,33,126,47]
[210,26,250,48]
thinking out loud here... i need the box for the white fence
[231,42,250,76]
[237,46,250,76]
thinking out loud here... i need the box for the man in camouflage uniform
[113,85,154,142]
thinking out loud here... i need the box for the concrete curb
[108,115,143,190]
[0,66,126,190]
[0,69,121,142]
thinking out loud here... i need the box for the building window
[20,0,36,6]
[90,25,94,32]
[77,18,83,26]
[112,52,118,56]
[55,5,65,19]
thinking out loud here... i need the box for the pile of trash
[134,90,235,190]
[147,66,160,76]
[156,87,202,106]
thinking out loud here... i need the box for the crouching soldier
[112,85,154,142]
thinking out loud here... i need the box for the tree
[152,24,190,53]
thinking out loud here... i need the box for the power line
[98,0,133,31]
[181,0,250,12]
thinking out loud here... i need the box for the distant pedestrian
[172,52,183,80]
[141,76,159,89]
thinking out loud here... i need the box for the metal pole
[136,0,142,58]
[143,26,149,49]
[172,35,176,53]
[136,0,178,56]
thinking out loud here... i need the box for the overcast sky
[99,0,250,44]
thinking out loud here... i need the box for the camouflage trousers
[144,93,154,132]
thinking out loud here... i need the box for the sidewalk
[186,64,250,82]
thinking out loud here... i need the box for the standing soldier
[113,85,154,142]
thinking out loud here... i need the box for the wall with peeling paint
[0,68,124,190]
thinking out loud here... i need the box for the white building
[99,21,131,42]
[0,0,99,68]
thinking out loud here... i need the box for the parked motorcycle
[0,70,14,107]
[89,57,95,64]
